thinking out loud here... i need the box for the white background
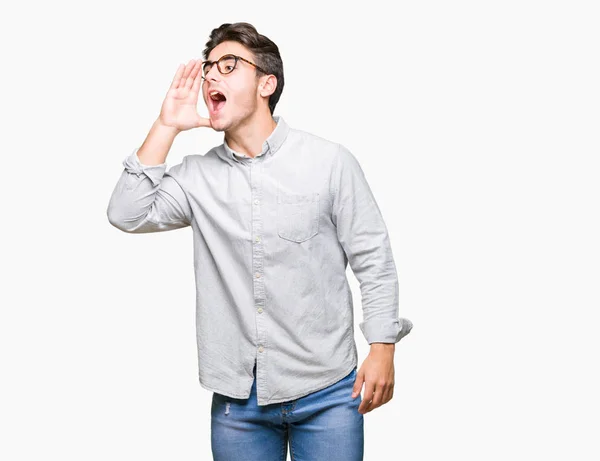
[1,1,598,460]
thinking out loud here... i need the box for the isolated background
[1,0,598,459]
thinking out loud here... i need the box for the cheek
[228,80,258,106]
[229,92,249,107]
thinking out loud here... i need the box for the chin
[209,117,227,132]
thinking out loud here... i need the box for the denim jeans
[211,365,364,460]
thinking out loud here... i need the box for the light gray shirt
[106,115,413,406]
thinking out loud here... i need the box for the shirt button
[255,236,260,242]
[255,272,261,278]
[258,345,264,353]
[257,307,263,313]
[254,199,259,205]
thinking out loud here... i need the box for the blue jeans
[211,365,364,460]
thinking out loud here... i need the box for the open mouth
[209,90,227,114]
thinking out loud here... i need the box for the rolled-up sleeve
[331,143,413,344]
[106,147,193,233]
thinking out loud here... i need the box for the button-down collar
[219,115,290,165]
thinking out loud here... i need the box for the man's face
[202,41,263,132]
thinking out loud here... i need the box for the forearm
[136,118,181,166]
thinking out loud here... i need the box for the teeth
[210,91,223,100]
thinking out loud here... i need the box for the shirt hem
[198,359,359,405]
[257,359,358,406]
[198,379,252,399]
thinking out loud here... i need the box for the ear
[259,75,277,98]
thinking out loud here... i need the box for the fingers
[385,385,394,402]
[170,59,198,91]
[192,63,204,95]
[169,63,185,90]
[356,378,394,414]
[179,59,195,88]
[196,116,213,129]
[357,380,375,414]
[351,372,363,399]
[186,60,202,91]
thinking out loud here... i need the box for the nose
[203,63,221,82]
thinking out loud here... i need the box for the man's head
[201,22,284,132]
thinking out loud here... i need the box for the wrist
[154,118,181,137]
[370,342,395,351]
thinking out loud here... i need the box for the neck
[224,111,277,158]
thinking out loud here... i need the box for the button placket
[250,154,268,403]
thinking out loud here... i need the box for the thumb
[351,371,364,398]
[196,115,213,129]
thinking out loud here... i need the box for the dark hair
[202,22,284,115]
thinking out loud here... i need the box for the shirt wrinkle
[107,114,413,405]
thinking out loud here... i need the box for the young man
[107,22,412,461]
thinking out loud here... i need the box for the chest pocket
[276,191,320,243]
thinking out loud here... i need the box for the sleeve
[331,143,413,344]
[106,147,193,233]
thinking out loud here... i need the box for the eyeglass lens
[202,56,237,77]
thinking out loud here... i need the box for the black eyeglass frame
[200,54,268,80]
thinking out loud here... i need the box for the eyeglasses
[201,54,268,80]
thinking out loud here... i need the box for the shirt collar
[218,115,290,166]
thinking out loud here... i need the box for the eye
[220,56,237,73]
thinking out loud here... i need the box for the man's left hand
[351,343,395,414]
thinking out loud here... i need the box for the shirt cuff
[360,317,413,344]
[122,147,167,187]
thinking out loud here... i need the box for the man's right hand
[158,59,213,132]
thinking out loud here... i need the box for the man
[107,22,412,461]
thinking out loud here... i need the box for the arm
[331,143,413,345]
[107,58,213,233]
[106,120,192,233]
